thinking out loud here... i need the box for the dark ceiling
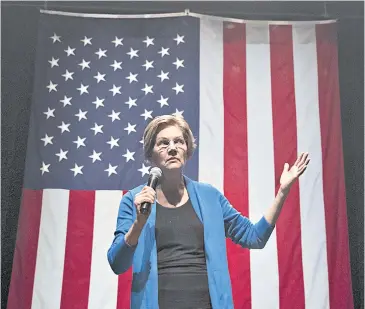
[2,1,364,21]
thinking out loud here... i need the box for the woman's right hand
[134,186,156,226]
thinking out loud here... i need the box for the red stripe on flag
[117,190,133,309]
[60,191,95,309]
[117,268,133,309]
[316,23,354,309]
[223,22,251,309]
[269,25,306,309]
[7,189,43,309]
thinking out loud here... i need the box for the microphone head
[149,167,162,179]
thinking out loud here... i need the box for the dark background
[2,1,364,308]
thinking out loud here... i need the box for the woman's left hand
[280,152,310,192]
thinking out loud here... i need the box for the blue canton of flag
[23,14,200,190]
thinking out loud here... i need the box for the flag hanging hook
[323,1,329,17]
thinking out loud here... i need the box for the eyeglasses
[156,137,186,151]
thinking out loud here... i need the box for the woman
[107,115,310,309]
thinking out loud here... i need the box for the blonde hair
[143,115,197,162]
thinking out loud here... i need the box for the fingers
[295,152,309,167]
[299,153,310,167]
[137,194,155,205]
[135,186,156,207]
[283,163,290,172]
[138,186,156,197]
[298,167,306,176]
[293,153,302,166]
[297,156,310,176]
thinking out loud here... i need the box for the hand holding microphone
[125,167,162,246]
[125,168,162,247]
[135,187,156,218]
[134,167,162,225]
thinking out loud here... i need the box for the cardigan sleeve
[107,191,137,274]
[219,191,275,249]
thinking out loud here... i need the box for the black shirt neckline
[156,198,190,210]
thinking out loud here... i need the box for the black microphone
[140,167,162,215]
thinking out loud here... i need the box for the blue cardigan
[107,176,275,309]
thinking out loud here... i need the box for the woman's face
[151,125,188,172]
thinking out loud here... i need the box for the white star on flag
[57,122,71,133]
[40,162,50,175]
[174,34,185,45]
[158,95,169,107]
[81,36,92,46]
[64,46,75,56]
[157,70,169,82]
[173,109,184,118]
[55,149,68,161]
[75,109,88,121]
[112,36,123,47]
[142,60,154,71]
[172,83,184,94]
[110,60,122,71]
[108,110,121,122]
[60,96,72,107]
[93,72,106,83]
[107,137,119,149]
[92,97,105,109]
[124,123,137,135]
[90,123,104,135]
[62,70,74,81]
[78,59,90,70]
[77,83,89,95]
[73,136,86,148]
[46,81,57,92]
[70,163,83,176]
[143,36,154,47]
[109,85,122,96]
[140,109,153,120]
[127,48,139,59]
[173,58,184,69]
[126,72,138,83]
[125,97,137,109]
[48,57,59,68]
[105,164,118,177]
[41,134,54,146]
[89,150,102,163]
[142,84,153,95]
[95,48,107,59]
[44,107,55,119]
[158,47,170,57]
[50,33,61,43]
[138,163,151,177]
[123,149,135,162]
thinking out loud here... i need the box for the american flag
[8,10,353,309]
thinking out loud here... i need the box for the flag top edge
[189,12,337,25]
[39,9,190,19]
[40,9,337,25]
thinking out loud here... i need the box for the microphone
[140,167,162,215]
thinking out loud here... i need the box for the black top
[155,199,212,309]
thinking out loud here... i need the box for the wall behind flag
[2,2,363,309]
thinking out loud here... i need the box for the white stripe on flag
[31,189,69,309]
[293,25,330,309]
[88,191,123,309]
[246,24,280,309]
[198,18,224,192]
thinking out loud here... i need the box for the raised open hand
[280,152,310,192]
